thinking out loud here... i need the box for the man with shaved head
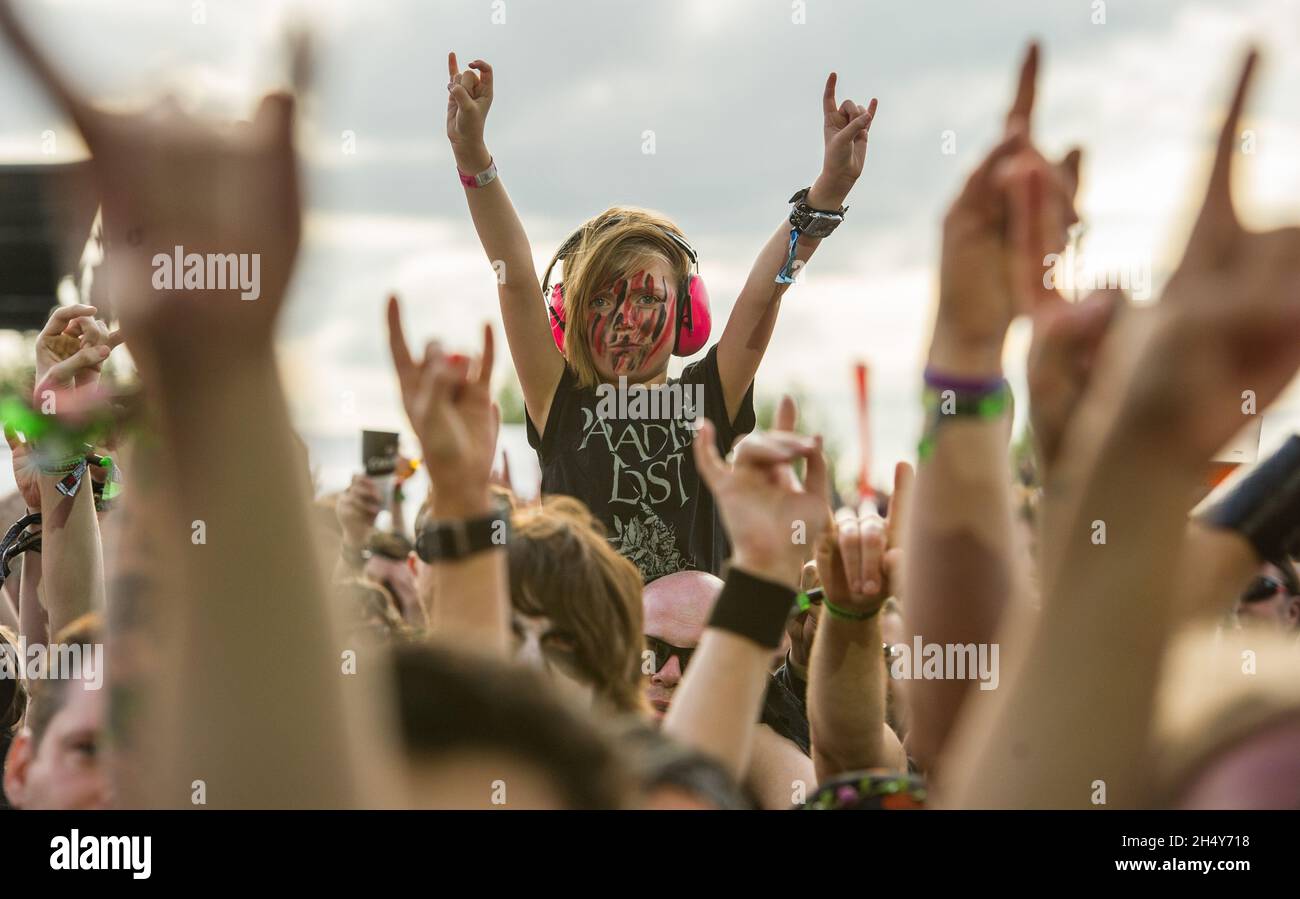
[643,570,816,808]
[642,570,723,720]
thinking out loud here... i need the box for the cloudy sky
[2,0,1298,499]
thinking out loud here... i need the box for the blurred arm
[37,466,104,635]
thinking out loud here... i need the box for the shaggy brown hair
[508,496,649,715]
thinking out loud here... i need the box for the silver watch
[788,187,847,239]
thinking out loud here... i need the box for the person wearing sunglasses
[642,571,721,720]
[1235,558,1300,632]
[642,566,821,809]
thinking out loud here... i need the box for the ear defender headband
[541,218,712,358]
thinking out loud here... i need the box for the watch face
[802,213,841,238]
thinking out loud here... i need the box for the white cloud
[3,0,1298,499]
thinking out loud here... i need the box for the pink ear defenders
[541,220,712,357]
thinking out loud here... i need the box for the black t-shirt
[765,668,810,756]
[526,346,755,582]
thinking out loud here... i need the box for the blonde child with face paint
[445,52,876,582]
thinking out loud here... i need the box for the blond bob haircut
[550,206,693,390]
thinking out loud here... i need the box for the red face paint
[586,268,676,378]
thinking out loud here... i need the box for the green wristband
[917,381,1011,461]
[822,597,883,622]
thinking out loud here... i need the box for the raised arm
[387,296,510,655]
[30,307,120,636]
[0,3,402,806]
[4,428,45,643]
[17,551,45,647]
[664,397,829,780]
[809,462,911,781]
[446,53,563,431]
[943,50,1300,808]
[0,577,16,632]
[37,466,102,636]
[715,74,876,422]
[902,45,1079,772]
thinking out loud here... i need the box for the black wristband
[1201,435,1300,562]
[415,503,511,563]
[708,566,797,650]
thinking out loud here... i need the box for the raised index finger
[448,50,460,80]
[822,72,837,117]
[774,393,799,433]
[1199,49,1258,234]
[1005,41,1039,135]
[385,294,416,383]
[475,323,495,388]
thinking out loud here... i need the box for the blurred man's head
[611,718,751,810]
[392,643,631,809]
[3,616,110,810]
[642,570,722,718]
[1235,559,1300,632]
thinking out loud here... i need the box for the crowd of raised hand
[2,1,1300,811]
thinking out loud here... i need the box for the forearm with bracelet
[917,368,1012,461]
[709,566,797,650]
[414,500,512,564]
[776,187,847,284]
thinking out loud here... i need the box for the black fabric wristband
[708,566,796,650]
[1202,435,1300,562]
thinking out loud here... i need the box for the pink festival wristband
[458,158,498,189]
